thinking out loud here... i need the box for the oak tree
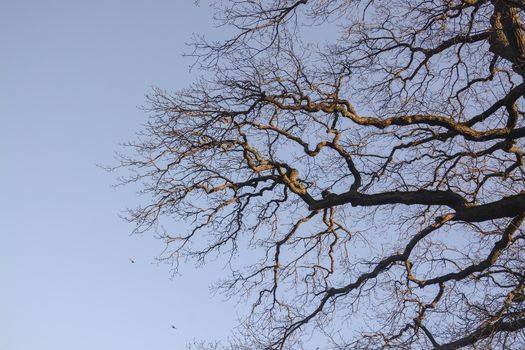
[118,0,525,348]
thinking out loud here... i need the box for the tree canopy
[118,0,525,348]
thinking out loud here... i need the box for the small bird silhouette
[321,189,334,199]
[129,258,135,263]
[171,325,177,330]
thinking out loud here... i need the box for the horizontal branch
[435,317,525,349]
[307,189,525,222]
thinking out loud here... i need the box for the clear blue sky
[1,2,239,349]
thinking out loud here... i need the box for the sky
[1,1,241,349]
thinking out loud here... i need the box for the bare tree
[117,0,525,349]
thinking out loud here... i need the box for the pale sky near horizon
[1,2,241,349]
